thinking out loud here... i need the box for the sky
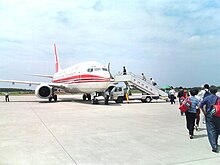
[0,0,220,89]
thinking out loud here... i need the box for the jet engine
[35,84,52,99]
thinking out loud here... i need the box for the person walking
[104,89,110,105]
[5,92,10,102]
[185,88,199,139]
[169,86,176,104]
[198,84,210,124]
[141,73,146,81]
[203,84,210,98]
[177,87,184,115]
[199,85,220,153]
[195,93,202,131]
[198,84,210,99]
[150,78,157,86]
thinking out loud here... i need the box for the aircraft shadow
[0,100,40,103]
[0,99,165,106]
[1,97,166,106]
[68,99,122,106]
[0,98,121,106]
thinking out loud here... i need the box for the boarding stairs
[113,72,168,99]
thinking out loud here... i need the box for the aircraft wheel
[141,99,146,103]
[83,94,87,100]
[87,94,91,100]
[92,99,99,104]
[49,97,52,102]
[116,96,123,103]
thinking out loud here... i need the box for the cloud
[0,0,220,88]
[92,1,103,11]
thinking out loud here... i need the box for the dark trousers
[170,95,175,104]
[196,108,200,126]
[185,111,197,136]
[5,96,9,102]
[105,95,109,105]
[206,115,220,150]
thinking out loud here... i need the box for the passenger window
[102,68,108,71]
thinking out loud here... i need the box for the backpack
[210,97,220,117]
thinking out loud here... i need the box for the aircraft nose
[106,71,111,78]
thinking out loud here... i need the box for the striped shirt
[188,96,199,113]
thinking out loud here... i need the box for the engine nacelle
[35,84,52,99]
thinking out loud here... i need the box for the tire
[146,97,152,103]
[141,99,146,103]
[87,94,91,100]
[92,99,99,104]
[116,96,123,103]
[83,94,87,100]
[49,97,52,102]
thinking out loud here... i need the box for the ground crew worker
[104,90,110,105]
[122,66,127,75]
[5,92,9,102]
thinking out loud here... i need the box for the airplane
[0,44,112,104]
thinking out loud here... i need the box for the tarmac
[0,95,220,165]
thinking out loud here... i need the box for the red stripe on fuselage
[63,79,110,84]
[52,74,110,84]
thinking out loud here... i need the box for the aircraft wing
[0,79,41,86]
[0,79,67,89]
[25,74,53,78]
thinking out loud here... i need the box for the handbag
[179,97,192,113]
[210,97,220,117]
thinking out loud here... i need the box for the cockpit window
[94,68,101,71]
[87,68,93,72]
[87,67,107,72]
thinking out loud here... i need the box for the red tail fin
[54,44,60,73]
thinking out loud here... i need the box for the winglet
[54,43,61,73]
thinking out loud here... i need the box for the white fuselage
[52,61,111,93]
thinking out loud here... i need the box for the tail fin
[54,43,61,73]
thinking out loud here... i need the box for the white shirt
[169,89,175,95]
